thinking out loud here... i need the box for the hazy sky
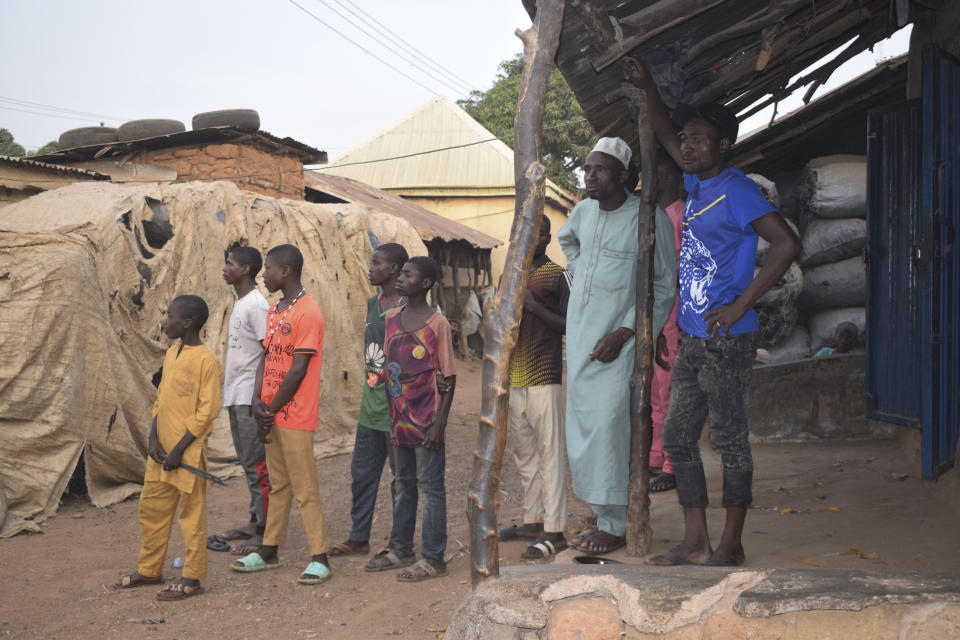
[0,0,532,154]
[1,1,910,161]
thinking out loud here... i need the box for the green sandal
[231,551,280,573]
[298,561,332,585]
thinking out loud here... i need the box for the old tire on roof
[117,119,186,142]
[57,127,118,150]
[192,109,260,131]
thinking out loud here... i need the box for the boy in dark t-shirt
[330,243,408,558]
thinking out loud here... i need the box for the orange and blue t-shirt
[260,293,324,431]
[383,307,457,448]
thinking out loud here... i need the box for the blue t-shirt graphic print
[677,168,773,337]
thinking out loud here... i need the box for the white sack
[767,325,811,364]
[799,256,866,310]
[755,261,803,307]
[800,218,867,267]
[747,173,781,210]
[797,154,867,219]
[756,301,798,348]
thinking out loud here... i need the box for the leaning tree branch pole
[606,81,658,556]
[467,0,565,586]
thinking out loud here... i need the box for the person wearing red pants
[650,158,684,493]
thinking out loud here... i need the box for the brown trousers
[137,478,207,580]
[262,426,328,555]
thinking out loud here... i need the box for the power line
[286,0,443,97]
[333,0,478,94]
[310,0,471,97]
[0,105,105,124]
[0,96,126,121]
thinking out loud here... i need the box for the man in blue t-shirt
[626,58,801,568]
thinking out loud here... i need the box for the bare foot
[646,544,712,566]
[704,543,746,566]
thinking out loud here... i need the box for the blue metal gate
[865,99,922,427]
[920,47,960,478]
[867,47,960,478]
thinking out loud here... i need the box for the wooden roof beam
[686,7,873,107]
[590,0,729,72]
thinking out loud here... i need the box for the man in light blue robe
[558,137,676,553]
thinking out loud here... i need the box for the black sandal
[650,472,676,493]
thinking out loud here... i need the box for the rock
[546,597,622,640]
[483,597,547,629]
[735,569,960,618]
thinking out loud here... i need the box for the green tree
[0,128,26,157]
[31,141,58,155]
[458,54,592,194]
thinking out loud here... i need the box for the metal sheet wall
[920,47,960,478]
[865,99,923,426]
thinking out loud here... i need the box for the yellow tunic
[146,343,223,493]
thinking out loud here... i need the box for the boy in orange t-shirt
[231,244,330,585]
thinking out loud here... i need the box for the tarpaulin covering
[0,181,426,536]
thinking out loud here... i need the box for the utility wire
[286,0,443,97]
[0,96,126,121]
[0,105,106,124]
[333,0,478,94]
[310,0,470,96]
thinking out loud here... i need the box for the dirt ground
[2,359,960,640]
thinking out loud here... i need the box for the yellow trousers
[137,478,207,580]
[263,426,328,555]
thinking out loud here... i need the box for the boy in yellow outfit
[115,295,222,600]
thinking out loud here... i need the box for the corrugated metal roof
[323,96,575,207]
[28,127,326,164]
[304,171,501,250]
[0,155,110,180]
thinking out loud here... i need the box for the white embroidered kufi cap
[590,137,632,169]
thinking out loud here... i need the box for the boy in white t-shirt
[218,246,271,554]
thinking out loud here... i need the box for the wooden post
[466,0,565,586]
[605,81,658,556]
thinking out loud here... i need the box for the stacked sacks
[762,155,868,363]
[747,174,803,348]
[796,155,867,354]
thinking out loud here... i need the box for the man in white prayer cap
[557,137,676,554]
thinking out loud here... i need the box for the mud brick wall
[144,143,304,200]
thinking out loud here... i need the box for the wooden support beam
[466,0,565,587]
[605,80,657,556]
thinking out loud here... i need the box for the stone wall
[447,565,960,639]
[748,353,896,442]
[142,143,304,200]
